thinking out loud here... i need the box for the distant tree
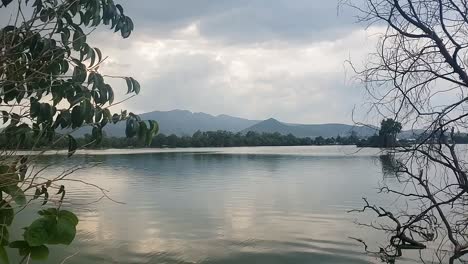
[192,130,204,147]
[336,135,342,144]
[314,136,325,145]
[348,130,358,142]
[166,134,179,147]
[151,133,168,148]
[8,130,373,149]
[379,119,402,147]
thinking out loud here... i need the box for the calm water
[11,146,422,263]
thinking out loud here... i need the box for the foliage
[0,0,157,262]
[357,119,402,148]
[148,131,360,148]
[378,119,402,147]
[0,130,364,149]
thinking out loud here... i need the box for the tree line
[7,118,468,150]
[0,130,364,150]
[144,130,360,148]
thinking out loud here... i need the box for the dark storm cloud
[123,0,359,43]
[1,1,360,43]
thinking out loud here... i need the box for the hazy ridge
[70,109,377,138]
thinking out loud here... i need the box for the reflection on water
[379,154,401,178]
[11,146,421,263]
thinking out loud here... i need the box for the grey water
[11,146,421,263]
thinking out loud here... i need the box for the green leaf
[146,120,159,146]
[9,241,28,249]
[130,77,140,95]
[0,226,8,246]
[19,164,27,182]
[125,119,138,138]
[1,112,8,124]
[58,210,79,226]
[0,246,8,264]
[57,185,65,202]
[61,60,70,74]
[56,19,63,32]
[0,202,13,227]
[2,186,26,206]
[72,63,86,83]
[90,50,96,67]
[112,113,120,124]
[0,166,18,188]
[126,17,134,32]
[82,10,92,26]
[106,85,114,105]
[69,1,79,16]
[80,43,89,61]
[80,100,91,121]
[33,188,41,200]
[94,109,103,123]
[38,208,57,217]
[68,135,77,158]
[121,21,131,38]
[149,120,159,134]
[94,48,102,62]
[42,190,49,206]
[120,110,127,120]
[24,216,57,247]
[47,217,76,245]
[87,71,96,84]
[92,127,102,144]
[30,99,40,118]
[10,241,30,259]
[72,28,86,51]
[38,103,51,123]
[46,210,78,245]
[115,4,124,14]
[138,121,148,140]
[71,105,83,129]
[30,245,49,260]
[57,185,65,195]
[103,108,111,120]
[125,78,132,94]
[18,247,30,257]
[8,113,20,126]
[39,9,48,22]
[63,11,73,25]
[101,108,111,127]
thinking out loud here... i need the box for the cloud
[90,21,380,124]
[0,0,377,124]
[123,0,359,44]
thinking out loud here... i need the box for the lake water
[11,146,423,263]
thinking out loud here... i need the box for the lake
[11,146,422,263]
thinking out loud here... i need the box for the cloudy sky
[6,0,382,124]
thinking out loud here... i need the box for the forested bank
[0,130,361,149]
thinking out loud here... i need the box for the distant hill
[70,109,259,137]
[69,109,378,138]
[242,118,377,138]
[137,110,259,136]
[398,129,426,140]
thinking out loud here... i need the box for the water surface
[12,146,420,263]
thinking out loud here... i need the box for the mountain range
[242,118,376,138]
[71,109,377,138]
